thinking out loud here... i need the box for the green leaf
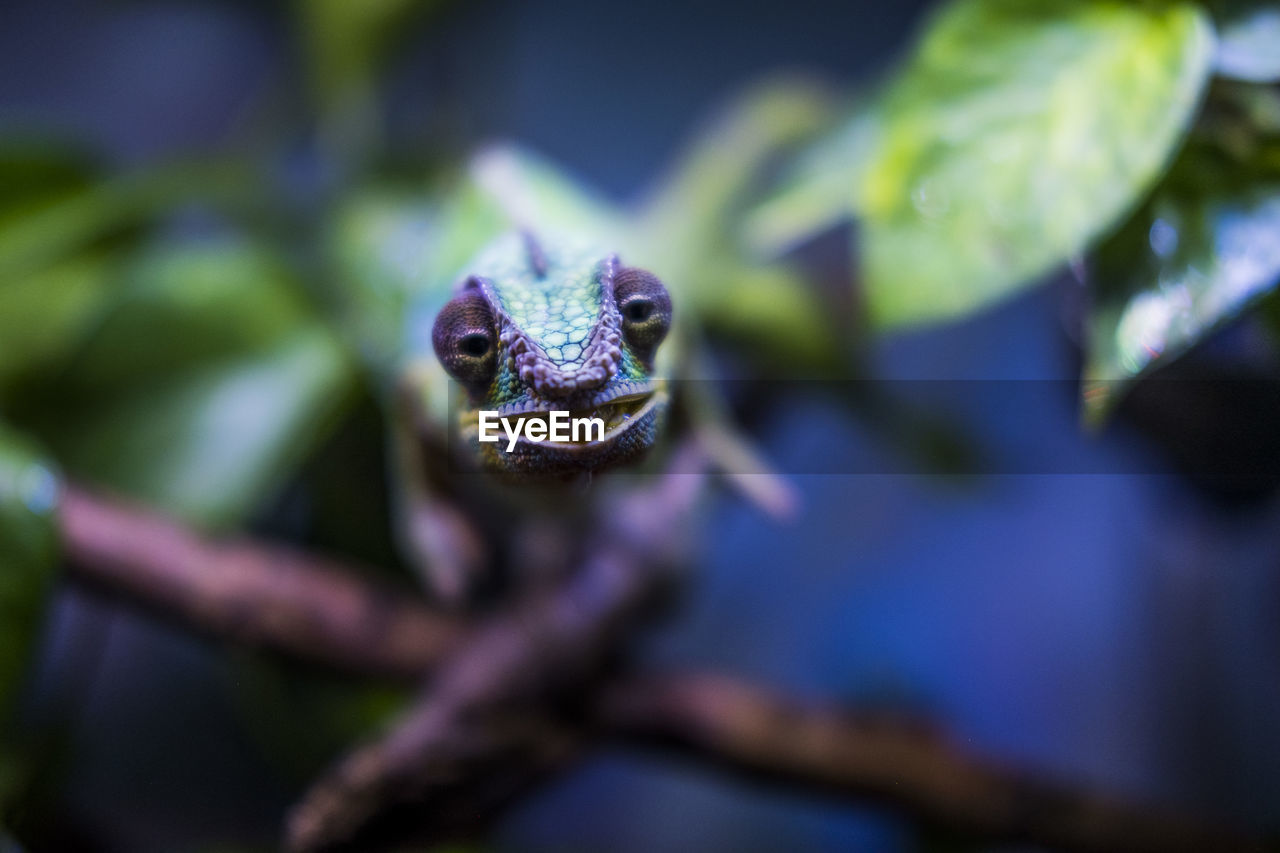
[468,145,627,245]
[1083,132,1280,424]
[0,251,120,397]
[695,265,841,368]
[1213,2,1280,82]
[638,78,832,270]
[742,101,878,257]
[0,151,254,401]
[636,79,843,367]
[0,424,60,771]
[0,142,113,396]
[295,0,444,104]
[1214,79,1280,136]
[17,240,356,528]
[859,0,1215,329]
[0,137,97,220]
[294,0,448,159]
[0,161,250,282]
[329,188,458,376]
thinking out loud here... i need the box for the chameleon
[340,147,684,601]
[336,82,831,601]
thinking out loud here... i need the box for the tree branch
[285,443,709,852]
[601,674,1267,853]
[59,486,468,680]
[53,482,1268,853]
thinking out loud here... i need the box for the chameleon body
[373,165,675,600]
[341,129,808,600]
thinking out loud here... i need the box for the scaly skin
[435,229,671,476]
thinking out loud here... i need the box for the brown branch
[59,486,468,680]
[285,444,709,852]
[601,674,1267,853]
[53,481,1269,853]
[283,569,619,852]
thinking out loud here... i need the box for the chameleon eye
[432,291,497,387]
[614,266,671,363]
[458,333,491,357]
[624,300,654,323]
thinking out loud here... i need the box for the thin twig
[59,486,468,680]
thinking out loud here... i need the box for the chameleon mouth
[500,389,661,446]
[457,382,668,473]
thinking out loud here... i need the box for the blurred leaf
[468,145,627,245]
[295,0,447,160]
[1212,79,1280,138]
[1083,133,1280,424]
[0,154,255,400]
[0,161,250,281]
[1212,2,1280,82]
[331,146,618,373]
[693,265,841,369]
[638,79,831,269]
[0,251,120,398]
[330,187,477,376]
[296,0,443,103]
[637,80,843,368]
[860,0,1214,328]
[743,101,877,257]
[16,240,356,528]
[0,423,60,803]
[0,142,112,397]
[0,138,96,218]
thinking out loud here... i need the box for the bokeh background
[4,1,1280,851]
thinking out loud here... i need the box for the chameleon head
[431,233,671,475]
